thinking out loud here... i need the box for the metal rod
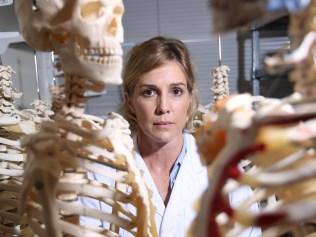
[251,27,260,96]
[51,51,57,86]
[218,34,222,66]
[33,50,41,100]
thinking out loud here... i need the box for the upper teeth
[76,45,119,57]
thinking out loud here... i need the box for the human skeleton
[191,1,316,236]
[193,64,230,129]
[0,65,42,237]
[14,1,157,237]
[193,37,230,129]
[211,65,230,106]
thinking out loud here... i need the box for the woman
[121,36,261,237]
[121,36,204,236]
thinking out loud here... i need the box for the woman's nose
[155,94,170,114]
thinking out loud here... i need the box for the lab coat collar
[133,137,165,217]
[133,133,207,235]
[159,133,206,235]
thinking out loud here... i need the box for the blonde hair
[121,36,199,133]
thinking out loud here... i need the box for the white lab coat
[132,132,208,237]
[132,132,261,237]
[80,132,261,237]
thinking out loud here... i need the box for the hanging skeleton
[211,35,230,106]
[191,1,316,236]
[14,1,157,237]
[50,85,65,117]
[193,36,230,129]
[19,99,54,127]
[0,65,37,237]
[211,65,230,105]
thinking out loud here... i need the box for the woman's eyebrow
[138,84,157,88]
[170,82,186,87]
[138,82,186,88]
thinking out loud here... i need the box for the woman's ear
[124,93,135,113]
[187,97,193,118]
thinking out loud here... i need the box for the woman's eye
[171,87,183,96]
[142,89,155,97]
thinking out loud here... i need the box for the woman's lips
[154,121,172,125]
[153,121,173,128]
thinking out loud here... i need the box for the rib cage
[192,93,316,237]
[19,75,158,237]
[191,1,316,236]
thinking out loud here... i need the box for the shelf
[249,14,290,96]
[252,14,289,37]
[239,14,289,39]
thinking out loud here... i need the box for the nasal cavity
[107,18,118,36]
[106,6,124,36]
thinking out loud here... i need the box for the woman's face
[128,60,192,144]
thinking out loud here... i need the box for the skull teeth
[81,55,120,65]
[75,45,120,57]
[74,44,121,65]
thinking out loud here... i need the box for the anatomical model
[193,65,230,128]
[20,99,53,124]
[211,35,230,107]
[211,65,230,106]
[0,65,38,237]
[193,35,230,129]
[50,85,64,116]
[191,1,316,237]
[15,1,157,237]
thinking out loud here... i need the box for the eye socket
[113,6,124,15]
[32,0,39,12]
[81,1,103,20]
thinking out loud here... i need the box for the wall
[0,1,290,115]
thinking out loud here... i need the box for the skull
[15,0,125,89]
[14,0,62,51]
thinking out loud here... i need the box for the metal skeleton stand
[218,34,222,66]
[50,52,57,86]
[211,34,230,105]
[251,25,261,96]
[33,50,41,100]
